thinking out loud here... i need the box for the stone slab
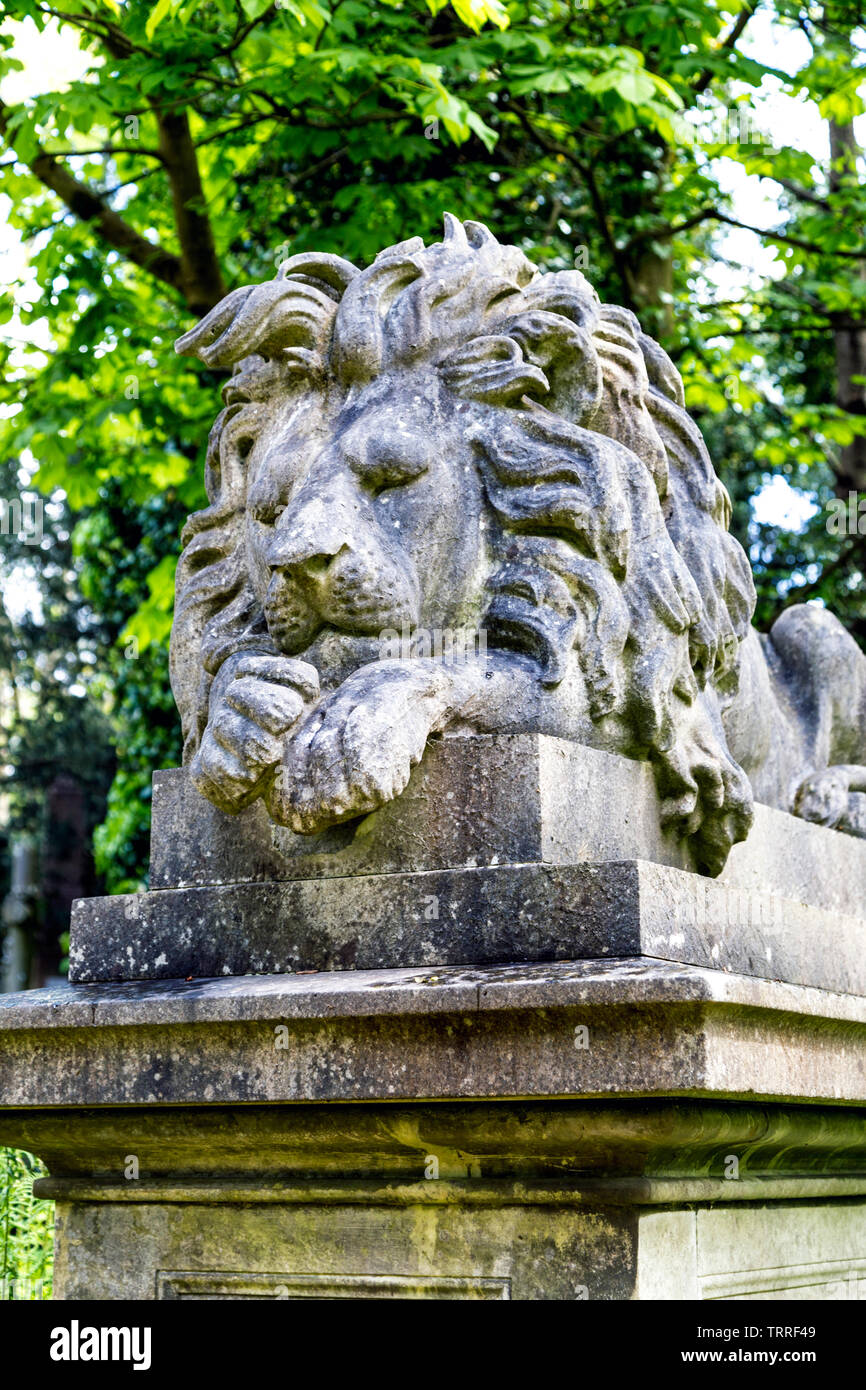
[149,735,691,887]
[48,1196,638,1300]
[4,958,866,1107]
[69,857,866,994]
[38,1190,866,1301]
[643,1203,866,1301]
[148,735,866,922]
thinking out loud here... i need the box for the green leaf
[145,0,173,41]
[448,0,509,33]
[819,87,866,124]
[611,69,657,105]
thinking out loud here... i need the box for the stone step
[5,957,866,1107]
[70,856,866,994]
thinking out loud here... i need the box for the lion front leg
[271,658,487,834]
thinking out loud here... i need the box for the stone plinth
[10,211,866,1301]
[69,737,866,986]
[2,959,866,1300]
[147,735,866,916]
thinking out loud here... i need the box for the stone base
[147,736,866,919]
[69,737,866,987]
[40,1163,866,1302]
[38,1162,866,1301]
[3,960,866,1300]
[12,739,866,1301]
[67,857,866,994]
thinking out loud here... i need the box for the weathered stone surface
[150,734,866,921]
[49,1197,638,1300]
[41,1194,866,1300]
[3,959,866,1108]
[70,856,866,993]
[6,1088,866,1300]
[149,735,690,889]
[640,1203,866,1301]
[723,800,866,916]
[11,1096,866,1188]
[694,1201,866,1299]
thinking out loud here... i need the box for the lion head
[172,215,756,873]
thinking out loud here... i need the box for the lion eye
[251,501,286,525]
[372,473,417,496]
[343,428,432,494]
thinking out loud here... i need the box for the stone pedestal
[2,737,866,1300]
[3,960,866,1299]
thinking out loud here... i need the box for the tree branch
[630,207,866,259]
[715,210,866,259]
[40,6,151,60]
[776,538,860,611]
[44,144,165,160]
[102,166,164,197]
[196,114,277,146]
[0,99,184,297]
[771,175,830,210]
[214,5,276,56]
[154,107,227,316]
[511,105,635,304]
[692,3,756,96]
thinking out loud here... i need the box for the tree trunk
[628,145,675,345]
[828,117,866,494]
[631,244,674,343]
[156,109,227,317]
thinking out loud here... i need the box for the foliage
[0,1147,53,1298]
[0,453,116,930]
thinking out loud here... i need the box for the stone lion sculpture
[171,215,866,876]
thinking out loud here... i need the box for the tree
[686,1,866,640]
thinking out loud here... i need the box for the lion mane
[172,215,756,869]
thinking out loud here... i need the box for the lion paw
[657,717,754,876]
[191,653,319,813]
[793,769,851,830]
[280,661,453,833]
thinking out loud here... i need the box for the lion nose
[265,469,359,578]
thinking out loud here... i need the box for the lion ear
[438,335,549,405]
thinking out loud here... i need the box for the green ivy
[0,1148,54,1300]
